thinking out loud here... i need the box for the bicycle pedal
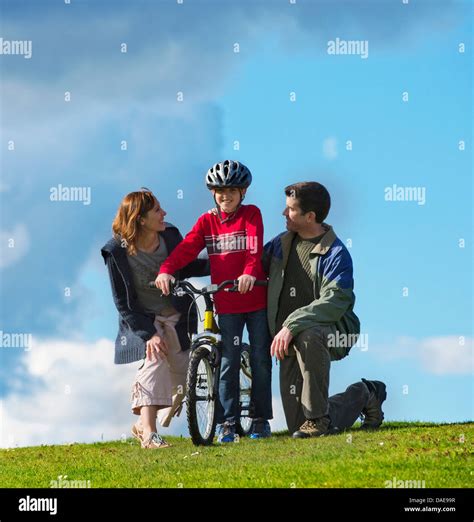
[173,399,186,418]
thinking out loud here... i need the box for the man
[263,181,387,438]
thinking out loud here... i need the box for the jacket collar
[311,224,336,255]
[279,223,336,263]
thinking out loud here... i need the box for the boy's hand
[271,327,293,361]
[155,273,175,295]
[237,274,256,294]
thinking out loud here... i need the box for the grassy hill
[1,421,472,488]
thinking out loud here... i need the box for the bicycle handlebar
[148,278,267,296]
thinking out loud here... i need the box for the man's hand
[155,273,175,295]
[271,327,294,361]
[237,274,256,294]
[146,334,169,361]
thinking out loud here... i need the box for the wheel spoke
[238,350,253,434]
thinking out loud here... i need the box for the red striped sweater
[159,205,267,314]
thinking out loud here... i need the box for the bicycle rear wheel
[186,345,217,446]
[236,346,253,437]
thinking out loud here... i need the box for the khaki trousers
[131,313,189,427]
[280,325,367,434]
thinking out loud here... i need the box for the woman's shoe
[141,432,171,449]
[131,423,143,442]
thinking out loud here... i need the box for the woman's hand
[155,273,175,295]
[237,274,256,294]
[146,334,169,361]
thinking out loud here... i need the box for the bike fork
[211,344,221,403]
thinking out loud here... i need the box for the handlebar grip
[226,280,268,292]
[148,279,179,290]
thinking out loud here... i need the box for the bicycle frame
[190,291,222,400]
[150,277,268,441]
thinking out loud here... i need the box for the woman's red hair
[112,189,156,255]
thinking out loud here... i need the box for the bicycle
[149,278,267,445]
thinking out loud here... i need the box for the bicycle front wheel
[186,345,217,446]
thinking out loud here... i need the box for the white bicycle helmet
[205,160,252,189]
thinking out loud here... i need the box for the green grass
[1,422,472,488]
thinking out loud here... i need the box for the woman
[101,188,209,449]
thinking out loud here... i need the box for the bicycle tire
[186,345,217,446]
[236,347,253,437]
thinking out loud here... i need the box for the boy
[156,160,272,442]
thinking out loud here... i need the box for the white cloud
[374,336,473,375]
[0,333,287,448]
[1,337,153,448]
[0,224,30,269]
[419,336,473,375]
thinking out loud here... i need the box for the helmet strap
[212,191,244,224]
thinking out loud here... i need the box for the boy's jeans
[216,308,273,424]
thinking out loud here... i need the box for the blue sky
[0,0,472,447]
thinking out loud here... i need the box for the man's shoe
[216,421,236,443]
[292,415,330,439]
[249,418,271,439]
[360,378,387,430]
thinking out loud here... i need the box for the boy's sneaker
[216,421,236,443]
[360,378,387,430]
[249,418,271,439]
